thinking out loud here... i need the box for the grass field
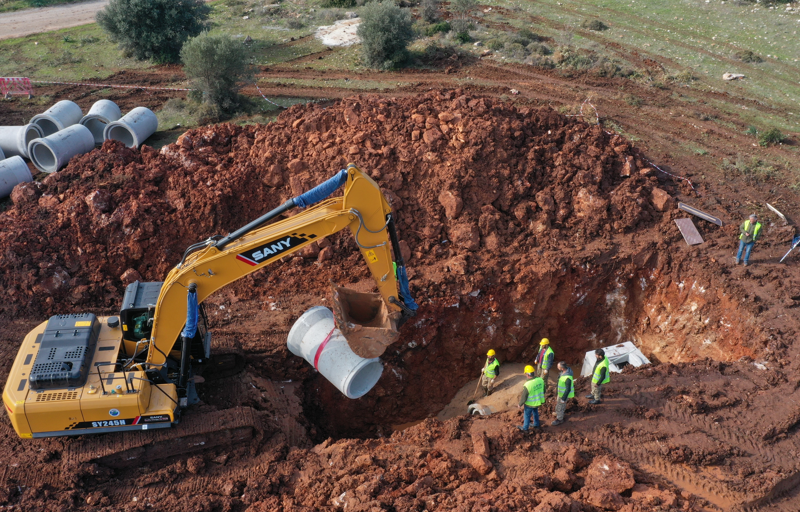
[1,0,797,140]
[477,0,800,131]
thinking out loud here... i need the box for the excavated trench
[303,247,762,440]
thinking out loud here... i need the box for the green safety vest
[593,357,610,385]
[739,220,762,242]
[558,374,575,398]
[484,358,500,378]
[523,377,545,407]
[538,346,555,370]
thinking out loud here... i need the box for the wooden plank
[678,202,723,227]
[675,218,704,246]
[767,203,787,225]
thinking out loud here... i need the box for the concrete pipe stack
[0,99,159,184]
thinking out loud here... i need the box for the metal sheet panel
[675,218,704,245]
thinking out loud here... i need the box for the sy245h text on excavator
[3,164,418,439]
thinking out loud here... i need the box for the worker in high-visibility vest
[552,361,573,426]
[481,349,501,396]
[736,213,762,266]
[586,349,610,404]
[535,338,555,393]
[517,365,545,432]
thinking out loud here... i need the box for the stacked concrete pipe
[30,100,83,136]
[104,107,158,148]
[0,124,44,159]
[27,124,95,174]
[0,156,33,199]
[80,99,122,146]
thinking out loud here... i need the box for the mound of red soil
[0,90,657,317]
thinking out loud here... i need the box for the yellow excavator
[3,164,418,439]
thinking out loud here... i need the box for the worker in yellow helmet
[535,338,555,393]
[517,365,544,432]
[481,349,501,397]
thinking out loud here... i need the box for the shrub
[357,1,414,69]
[97,0,210,63]
[486,38,505,51]
[527,42,551,55]
[450,0,477,19]
[322,0,356,7]
[181,32,254,112]
[454,30,471,43]
[745,125,758,136]
[421,0,440,23]
[286,19,305,29]
[503,42,527,60]
[735,50,763,63]
[581,19,608,31]
[425,21,451,36]
[758,128,785,147]
[518,28,539,42]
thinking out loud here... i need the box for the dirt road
[0,0,108,40]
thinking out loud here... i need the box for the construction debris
[678,201,723,226]
[674,218,704,245]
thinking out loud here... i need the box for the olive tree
[181,32,254,112]
[357,1,414,69]
[97,0,210,63]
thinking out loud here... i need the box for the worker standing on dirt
[552,362,573,426]
[587,349,610,405]
[535,338,555,393]
[736,213,762,267]
[518,365,545,432]
[481,350,501,396]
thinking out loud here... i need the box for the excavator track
[62,406,263,469]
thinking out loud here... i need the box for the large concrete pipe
[79,99,122,146]
[0,156,33,199]
[0,124,44,159]
[104,107,158,148]
[27,124,95,174]
[288,306,384,399]
[30,100,83,136]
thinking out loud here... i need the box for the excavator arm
[143,165,417,371]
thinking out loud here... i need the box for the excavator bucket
[331,285,400,359]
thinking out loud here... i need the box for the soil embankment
[1,91,800,510]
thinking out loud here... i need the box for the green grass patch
[0,24,151,81]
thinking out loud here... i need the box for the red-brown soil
[2,73,800,511]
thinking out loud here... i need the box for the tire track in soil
[603,432,746,509]
[628,392,800,509]
[630,392,799,470]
